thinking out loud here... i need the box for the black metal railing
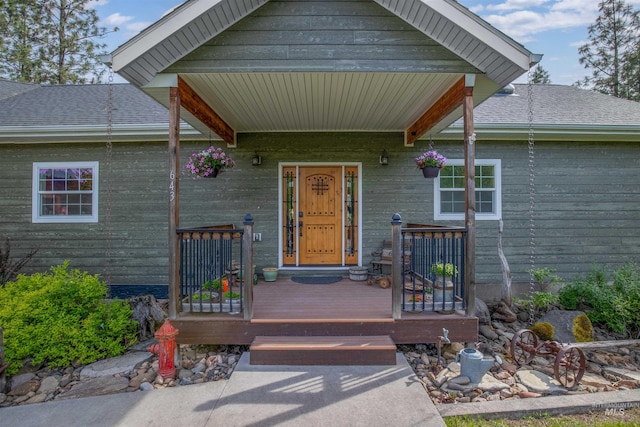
[401,225,466,312]
[177,225,244,314]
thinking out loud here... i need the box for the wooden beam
[177,76,236,147]
[462,84,476,318]
[168,87,181,319]
[404,76,465,146]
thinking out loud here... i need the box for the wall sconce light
[379,149,389,165]
[252,151,262,166]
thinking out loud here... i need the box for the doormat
[291,276,343,285]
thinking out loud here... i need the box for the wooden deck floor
[173,277,478,345]
[252,277,393,321]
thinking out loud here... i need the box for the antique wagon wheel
[554,346,586,390]
[510,329,538,365]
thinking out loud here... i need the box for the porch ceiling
[143,71,500,141]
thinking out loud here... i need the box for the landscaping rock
[515,369,566,394]
[80,351,154,379]
[492,301,517,323]
[539,309,587,343]
[603,367,640,382]
[474,298,491,325]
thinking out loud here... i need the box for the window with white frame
[434,159,501,221]
[32,162,99,223]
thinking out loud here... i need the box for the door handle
[299,221,303,237]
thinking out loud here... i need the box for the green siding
[166,0,477,74]
[1,137,639,286]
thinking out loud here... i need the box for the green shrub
[0,262,137,376]
[572,313,593,343]
[529,267,562,292]
[530,322,554,341]
[559,263,640,337]
[532,291,559,308]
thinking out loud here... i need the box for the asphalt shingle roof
[0,78,38,101]
[0,83,169,127]
[474,84,640,126]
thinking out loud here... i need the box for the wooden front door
[282,165,359,266]
[299,166,342,265]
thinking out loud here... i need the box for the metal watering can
[456,348,495,384]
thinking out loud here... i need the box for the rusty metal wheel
[510,329,538,365]
[554,346,586,390]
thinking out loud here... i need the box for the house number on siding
[169,169,176,202]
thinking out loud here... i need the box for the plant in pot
[184,277,229,303]
[431,263,457,302]
[415,150,447,178]
[184,146,236,178]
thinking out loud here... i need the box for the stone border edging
[437,389,640,420]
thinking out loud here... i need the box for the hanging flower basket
[185,146,236,178]
[415,150,446,179]
[422,166,440,178]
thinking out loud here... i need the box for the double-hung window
[32,162,99,223]
[434,159,501,221]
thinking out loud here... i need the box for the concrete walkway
[0,353,445,427]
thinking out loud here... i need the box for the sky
[93,0,640,86]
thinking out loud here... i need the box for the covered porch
[173,219,477,348]
[107,0,538,355]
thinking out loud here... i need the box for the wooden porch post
[242,214,254,321]
[463,75,476,318]
[168,87,180,319]
[391,213,402,319]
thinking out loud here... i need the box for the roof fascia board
[0,124,204,143]
[441,123,640,141]
[112,0,224,72]
[374,0,534,76]
[425,0,532,70]
[111,0,270,84]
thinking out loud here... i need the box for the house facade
[1,0,639,300]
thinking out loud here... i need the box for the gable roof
[108,0,538,141]
[112,0,533,89]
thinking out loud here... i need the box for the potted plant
[184,277,228,305]
[185,146,236,178]
[431,263,458,278]
[415,150,447,178]
[431,263,457,303]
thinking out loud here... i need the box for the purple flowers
[415,150,447,169]
[185,146,236,178]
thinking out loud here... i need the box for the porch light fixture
[252,151,262,166]
[379,149,389,165]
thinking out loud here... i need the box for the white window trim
[434,159,502,221]
[32,161,99,223]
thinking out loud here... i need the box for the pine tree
[577,0,640,100]
[0,0,46,82]
[0,0,116,84]
[530,64,551,84]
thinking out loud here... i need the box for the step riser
[250,349,397,365]
[250,335,396,366]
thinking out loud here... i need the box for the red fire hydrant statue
[148,319,179,380]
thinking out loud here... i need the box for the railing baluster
[401,225,467,313]
[176,222,249,315]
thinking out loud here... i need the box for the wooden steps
[249,335,397,366]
